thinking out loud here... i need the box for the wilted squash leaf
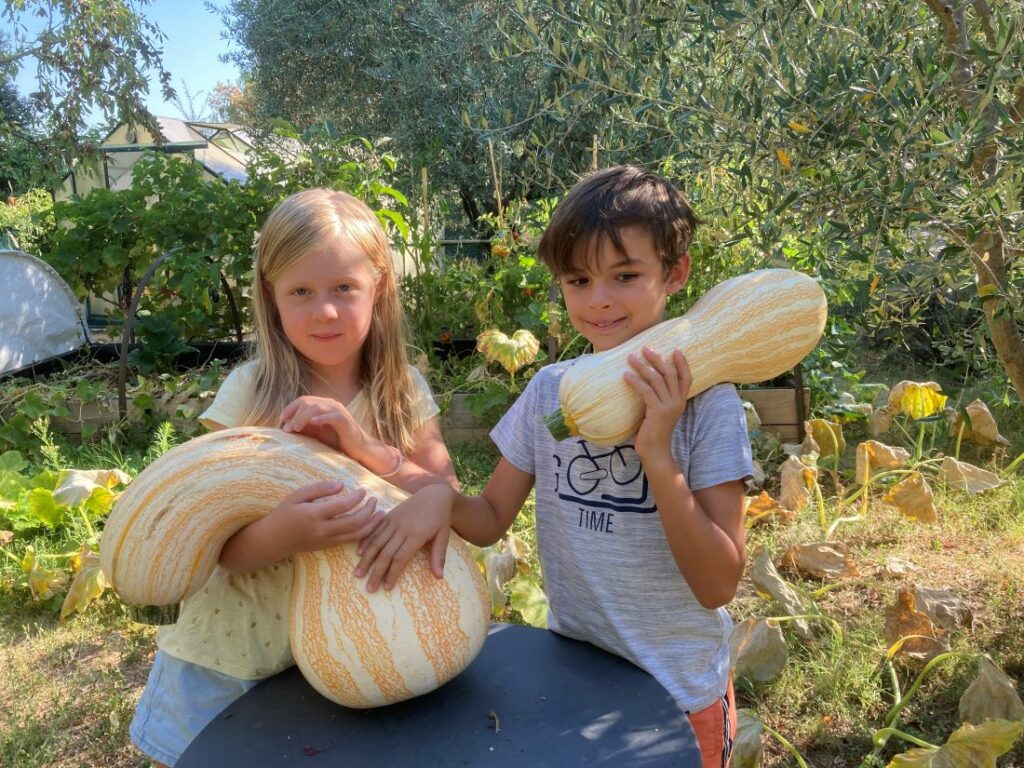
[959,655,1024,725]
[476,329,541,375]
[887,718,1023,767]
[780,455,818,512]
[483,549,516,616]
[743,492,795,528]
[882,473,938,524]
[26,548,68,601]
[60,545,108,621]
[856,440,910,485]
[733,709,765,768]
[0,530,12,548]
[950,399,1010,447]
[940,457,1003,494]
[806,419,846,458]
[883,588,949,661]
[52,468,131,507]
[887,381,947,420]
[913,586,972,631]
[878,556,918,580]
[730,618,788,682]
[780,542,858,580]
[870,405,895,436]
[743,401,762,432]
[749,550,814,640]
[508,571,549,628]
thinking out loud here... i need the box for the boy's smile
[558,225,689,352]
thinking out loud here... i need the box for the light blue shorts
[130,650,260,766]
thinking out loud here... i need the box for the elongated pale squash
[100,428,489,708]
[545,269,828,446]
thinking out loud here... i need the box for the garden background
[2,1,1024,765]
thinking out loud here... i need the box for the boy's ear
[666,252,691,294]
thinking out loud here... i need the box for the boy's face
[558,225,689,352]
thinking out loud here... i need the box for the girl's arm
[207,419,383,574]
[625,348,746,609]
[280,398,455,493]
[354,458,535,592]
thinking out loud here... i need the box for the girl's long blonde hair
[244,188,419,454]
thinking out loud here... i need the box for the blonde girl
[130,188,456,768]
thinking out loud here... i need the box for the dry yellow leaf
[869,405,895,436]
[856,440,910,484]
[940,457,1004,494]
[743,491,795,527]
[806,419,845,458]
[887,381,947,419]
[887,719,1023,767]
[730,618,788,682]
[950,399,1010,446]
[476,328,541,375]
[913,586,973,631]
[28,560,68,601]
[780,455,817,512]
[749,550,814,640]
[882,473,938,524]
[959,655,1024,725]
[60,547,108,621]
[787,119,812,134]
[780,542,858,579]
[776,147,792,169]
[883,588,950,661]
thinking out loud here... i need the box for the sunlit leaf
[806,419,846,458]
[882,473,938,524]
[60,546,108,621]
[0,451,27,473]
[52,468,131,507]
[476,328,541,375]
[959,656,1024,725]
[730,618,788,682]
[887,381,947,419]
[940,457,1003,494]
[508,572,548,628]
[749,550,814,640]
[950,399,1010,446]
[28,559,68,601]
[26,488,66,529]
[776,148,792,169]
[787,119,812,134]
[733,709,764,768]
[780,455,817,512]
[887,719,1023,767]
[856,440,910,484]
[883,588,949,661]
[780,542,858,579]
[743,491,795,528]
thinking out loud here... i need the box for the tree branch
[971,0,997,46]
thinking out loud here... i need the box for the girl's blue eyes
[290,284,353,296]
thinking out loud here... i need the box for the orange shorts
[686,678,736,768]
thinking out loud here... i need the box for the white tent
[0,249,89,377]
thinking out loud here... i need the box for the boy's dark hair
[538,165,699,277]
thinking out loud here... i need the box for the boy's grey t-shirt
[491,359,754,712]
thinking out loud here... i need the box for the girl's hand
[268,480,382,555]
[623,347,691,466]
[353,483,455,593]
[280,396,363,454]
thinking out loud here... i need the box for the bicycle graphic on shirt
[554,440,656,514]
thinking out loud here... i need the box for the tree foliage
[0,0,173,174]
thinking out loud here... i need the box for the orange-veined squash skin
[547,269,829,446]
[100,428,490,707]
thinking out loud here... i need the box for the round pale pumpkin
[100,427,490,708]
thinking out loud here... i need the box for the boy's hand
[280,396,362,453]
[623,347,692,465]
[354,483,456,593]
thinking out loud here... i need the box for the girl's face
[270,238,379,387]
[559,225,689,352]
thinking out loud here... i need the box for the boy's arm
[625,347,746,609]
[355,457,535,592]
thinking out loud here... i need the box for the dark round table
[178,623,702,767]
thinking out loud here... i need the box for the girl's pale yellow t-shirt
[157,359,440,679]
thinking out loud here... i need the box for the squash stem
[544,409,572,441]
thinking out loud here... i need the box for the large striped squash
[545,269,828,446]
[100,428,489,708]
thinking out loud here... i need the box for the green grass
[3,428,1024,767]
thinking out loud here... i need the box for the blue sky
[11,0,241,121]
